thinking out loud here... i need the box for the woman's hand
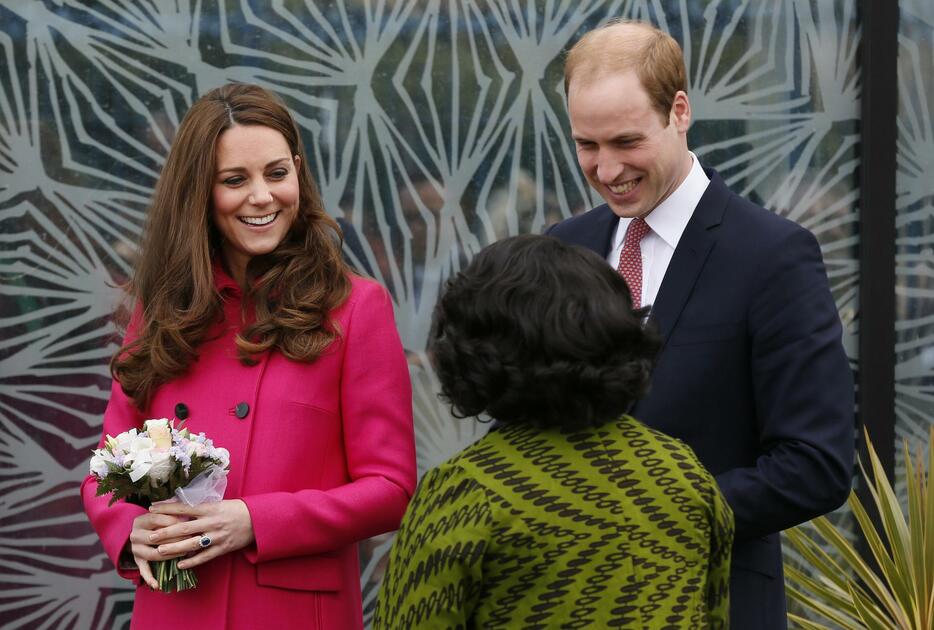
[129,512,186,590]
[147,499,255,571]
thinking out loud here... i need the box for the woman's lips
[237,211,279,226]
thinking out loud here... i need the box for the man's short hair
[565,20,687,125]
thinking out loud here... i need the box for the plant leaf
[850,581,908,630]
[785,564,863,627]
[848,494,913,625]
[786,612,838,630]
[810,506,905,623]
[861,431,916,615]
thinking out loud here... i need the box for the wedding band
[198,535,212,549]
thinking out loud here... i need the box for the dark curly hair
[429,235,660,428]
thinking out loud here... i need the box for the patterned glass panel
[0,1,860,627]
[896,0,934,492]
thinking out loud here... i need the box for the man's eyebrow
[570,133,644,143]
[610,133,644,143]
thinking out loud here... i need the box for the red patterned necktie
[616,217,651,308]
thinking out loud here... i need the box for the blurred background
[0,0,930,627]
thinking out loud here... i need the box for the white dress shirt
[606,153,710,308]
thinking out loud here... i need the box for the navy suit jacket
[546,168,855,629]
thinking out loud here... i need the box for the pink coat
[81,267,417,629]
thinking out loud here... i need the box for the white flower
[124,434,157,481]
[127,433,155,456]
[213,447,230,470]
[146,419,173,449]
[147,449,175,485]
[89,452,111,478]
[128,456,152,482]
[107,428,139,455]
[183,440,197,458]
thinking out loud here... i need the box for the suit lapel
[648,169,730,343]
[579,204,619,258]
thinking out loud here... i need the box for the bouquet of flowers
[89,418,230,592]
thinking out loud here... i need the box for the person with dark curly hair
[81,83,416,629]
[373,234,733,629]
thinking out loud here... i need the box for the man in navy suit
[546,20,855,629]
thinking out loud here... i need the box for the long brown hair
[112,83,351,410]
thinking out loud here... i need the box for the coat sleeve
[80,308,147,582]
[241,280,417,561]
[714,226,855,540]
[372,465,490,630]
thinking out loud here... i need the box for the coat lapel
[648,169,730,343]
[578,204,619,258]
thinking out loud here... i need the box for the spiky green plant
[784,427,934,629]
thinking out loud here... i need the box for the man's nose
[596,154,623,184]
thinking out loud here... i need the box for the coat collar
[212,258,241,296]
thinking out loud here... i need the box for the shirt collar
[612,152,710,250]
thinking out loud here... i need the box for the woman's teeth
[609,179,639,194]
[239,212,278,226]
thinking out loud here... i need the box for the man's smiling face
[569,69,692,219]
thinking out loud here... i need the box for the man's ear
[670,91,691,132]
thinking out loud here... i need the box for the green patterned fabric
[374,417,733,629]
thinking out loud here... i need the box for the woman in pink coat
[81,83,417,629]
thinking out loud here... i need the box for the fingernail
[149,534,157,542]
[178,562,188,569]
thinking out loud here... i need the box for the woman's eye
[268,168,288,179]
[223,176,244,186]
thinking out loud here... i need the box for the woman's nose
[248,186,273,206]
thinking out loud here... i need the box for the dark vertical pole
[858,1,898,479]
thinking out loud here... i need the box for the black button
[174,403,189,420]
[235,402,249,419]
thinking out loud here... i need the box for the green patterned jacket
[374,416,733,629]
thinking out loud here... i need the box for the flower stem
[152,559,198,592]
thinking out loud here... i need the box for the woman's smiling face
[211,124,300,286]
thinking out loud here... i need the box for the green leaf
[850,582,905,630]
[809,508,904,620]
[785,567,862,627]
[904,440,928,630]
[848,494,913,624]
[785,523,860,594]
[786,612,837,630]
[785,427,933,630]
[785,563,857,617]
[861,435,915,594]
